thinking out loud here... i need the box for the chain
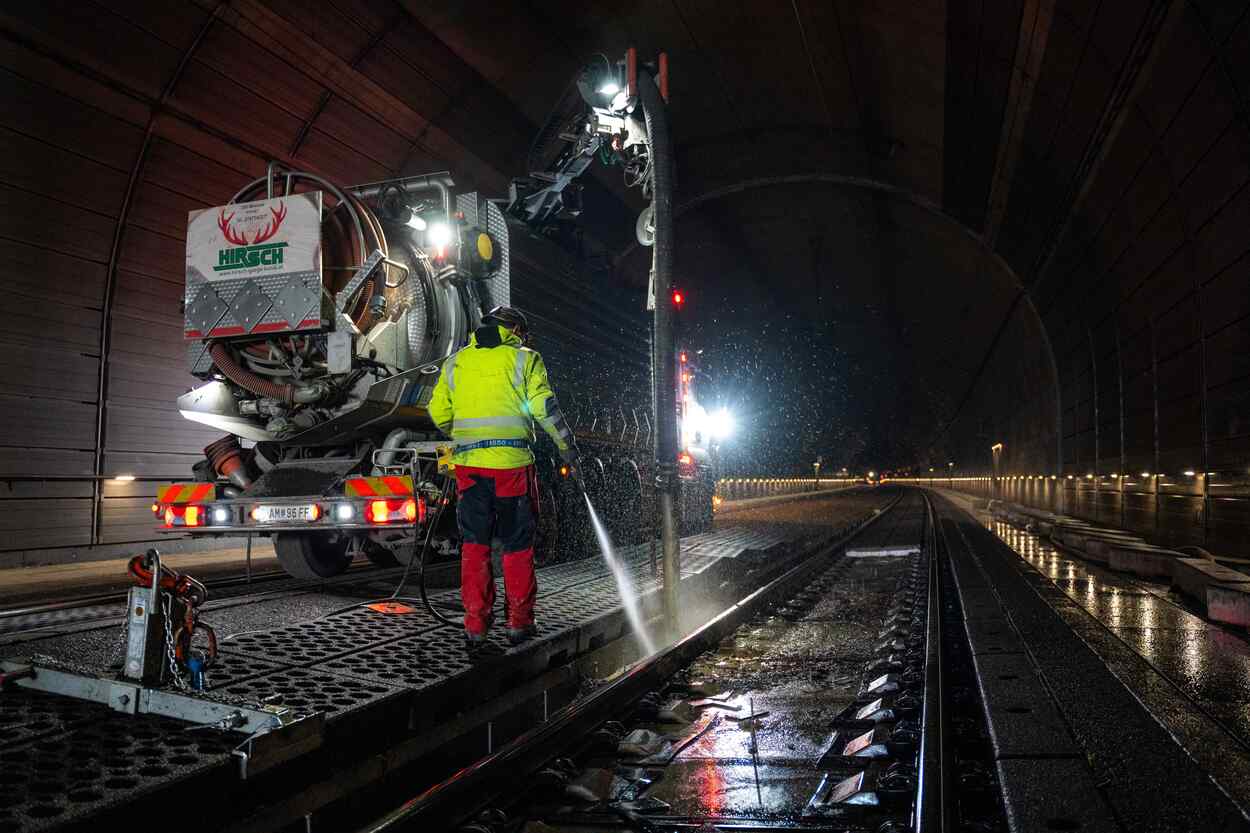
[102,608,130,673]
[161,594,188,691]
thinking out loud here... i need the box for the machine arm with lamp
[507,49,667,244]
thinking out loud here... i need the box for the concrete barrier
[1172,558,1250,610]
[1207,583,1250,628]
[1081,533,1148,564]
[1107,542,1186,579]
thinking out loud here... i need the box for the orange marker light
[164,507,175,528]
[401,498,418,523]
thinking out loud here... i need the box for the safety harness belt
[455,438,530,453]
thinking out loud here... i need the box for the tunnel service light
[598,80,621,96]
[406,213,427,231]
[113,474,136,482]
[1184,470,1196,477]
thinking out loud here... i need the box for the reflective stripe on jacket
[427,325,575,469]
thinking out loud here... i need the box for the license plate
[261,505,313,522]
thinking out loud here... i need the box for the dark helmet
[482,305,530,336]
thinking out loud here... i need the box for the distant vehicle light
[336,503,355,521]
[212,507,229,524]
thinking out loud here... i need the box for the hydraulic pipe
[637,69,681,636]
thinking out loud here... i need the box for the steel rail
[916,493,954,832]
[356,491,907,833]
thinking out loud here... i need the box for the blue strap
[455,438,530,453]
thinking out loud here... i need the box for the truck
[154,54,716,580]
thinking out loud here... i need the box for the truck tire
[274,533,352,579]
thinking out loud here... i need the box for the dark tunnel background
[0,0,1248,562]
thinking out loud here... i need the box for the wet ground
[645,554,907,820]
[523,491,924,829]
[986,517,1250,749]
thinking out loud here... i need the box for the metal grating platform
[0,523,806,831]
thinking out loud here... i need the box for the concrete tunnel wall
[928,2,1250,555]
[0,1,1247,566]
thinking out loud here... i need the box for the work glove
[560,443,586,493]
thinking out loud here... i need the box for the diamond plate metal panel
[273,277,320,329]
[186,285,228,336]
[228,280,272,334]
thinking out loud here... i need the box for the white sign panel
[186,192,322,285]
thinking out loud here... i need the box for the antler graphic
[251,202,288,244]
[217,209,250,246]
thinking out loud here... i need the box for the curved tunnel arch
[0,0,1247,561]
[619,172,1064,470]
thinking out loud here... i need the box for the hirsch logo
[213,202,288,271]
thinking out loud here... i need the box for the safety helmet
[482,305,530,336]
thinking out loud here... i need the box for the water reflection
[983,507,1250,745]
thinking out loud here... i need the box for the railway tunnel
[1,2,1249,831]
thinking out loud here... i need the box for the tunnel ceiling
[0,0,1248,555]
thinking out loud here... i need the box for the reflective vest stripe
[453,415,531,430]
[513,350,528,388]
[445,352,459,391]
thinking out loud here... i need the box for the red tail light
[367,497,424,525]
[164,504,204,528]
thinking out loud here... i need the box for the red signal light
[672,290,684,307]
[679,352,688,363]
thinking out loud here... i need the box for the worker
[428,305,581,651]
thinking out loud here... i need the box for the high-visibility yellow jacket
[428,325,575,469]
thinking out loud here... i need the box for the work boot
[506,623,538,645]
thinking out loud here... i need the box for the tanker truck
[154,53,715,579]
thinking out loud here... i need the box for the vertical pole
[639,69,680,639]
[245,534,253,584]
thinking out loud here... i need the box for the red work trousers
[454,465,538,636]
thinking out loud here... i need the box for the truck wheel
[274,533,352,579]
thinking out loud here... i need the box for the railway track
[336,491,1009,833]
